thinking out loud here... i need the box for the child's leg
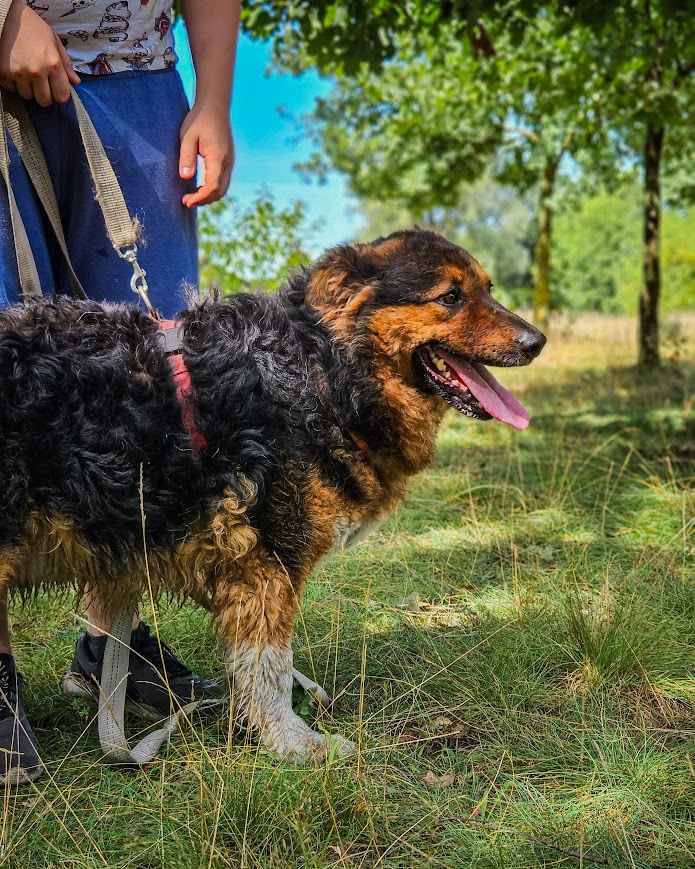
[0,559,43,784]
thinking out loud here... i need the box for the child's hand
[179,102,234,207]
[0,0,80,106]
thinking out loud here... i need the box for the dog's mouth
[415,345,531,430]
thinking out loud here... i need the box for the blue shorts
[0,69,197,319]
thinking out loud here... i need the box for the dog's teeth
[434,357,447,373]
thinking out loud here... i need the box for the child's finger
[56,37,81,86]
[31,75,53,108]
[179,130,198,180]
[182,185,211,208]
[49,64,72,104]
[182,152,229,207]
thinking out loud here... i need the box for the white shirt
[32,1,177,75]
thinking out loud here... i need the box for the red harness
[156,319,207,453]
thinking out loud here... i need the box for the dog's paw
[262,714,354,763]
[323,733,356,759]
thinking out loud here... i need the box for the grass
[3,313,694,868]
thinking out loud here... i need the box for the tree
[244,0,695,362]
[198,191,313,295]
[292,10,608,329]
[585,0,695,365]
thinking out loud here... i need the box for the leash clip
[118,245,158,318]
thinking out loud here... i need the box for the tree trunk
[533,159,557,331]
[639,123,663,367]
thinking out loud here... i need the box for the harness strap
[156,320,208,453]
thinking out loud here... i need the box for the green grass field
[3,314,694,868]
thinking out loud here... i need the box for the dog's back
[0,300,215,576]
[0,294,350,595]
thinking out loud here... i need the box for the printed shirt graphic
[31,1,176,75]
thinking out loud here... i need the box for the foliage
[553,185,642,315]
[3,315,694,866]
[198,191,313,295]
[554,185,695,314]
[586,0,695,171]
[241,1,508,75]
[296,9,608,210]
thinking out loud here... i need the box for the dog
[0,229,545,761]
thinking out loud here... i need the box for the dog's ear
[305,244,382,309]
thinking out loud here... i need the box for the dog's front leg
[215,553,353,763]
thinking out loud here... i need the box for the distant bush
[199,191,313,295]
[554,185,695,314]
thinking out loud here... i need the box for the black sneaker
[62,622,221,722]
[0,654,43,785]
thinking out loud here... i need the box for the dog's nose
[517,329,546,359]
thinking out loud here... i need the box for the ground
[3,314,694,868]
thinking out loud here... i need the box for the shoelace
[0,661,18,719]
[0,663,10,696]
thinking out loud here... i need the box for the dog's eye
[438,288,462,307]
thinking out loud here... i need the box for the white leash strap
[0,89,42,298]
[69,88,156,312]
[99,612,201,766]
[3,94,85,297]
[70,89,138,251]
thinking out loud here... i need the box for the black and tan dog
[0,229,545,761]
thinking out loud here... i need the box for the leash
[97,613,202,766]
[0,1,203,766]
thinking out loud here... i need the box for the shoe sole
[61,672,165,723]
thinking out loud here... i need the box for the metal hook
[117,245,158,317]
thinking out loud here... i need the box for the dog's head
[291,229,546,430]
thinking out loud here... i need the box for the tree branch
[503,125,540,145]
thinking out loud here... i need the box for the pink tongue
[439,352,531,430]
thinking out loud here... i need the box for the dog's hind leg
[215,551,354,763]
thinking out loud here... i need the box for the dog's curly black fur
[0,290,391,570]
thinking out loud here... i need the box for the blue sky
[175,23,361,253]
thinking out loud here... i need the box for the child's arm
[179,0,240,207]
[0,0,79,106]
